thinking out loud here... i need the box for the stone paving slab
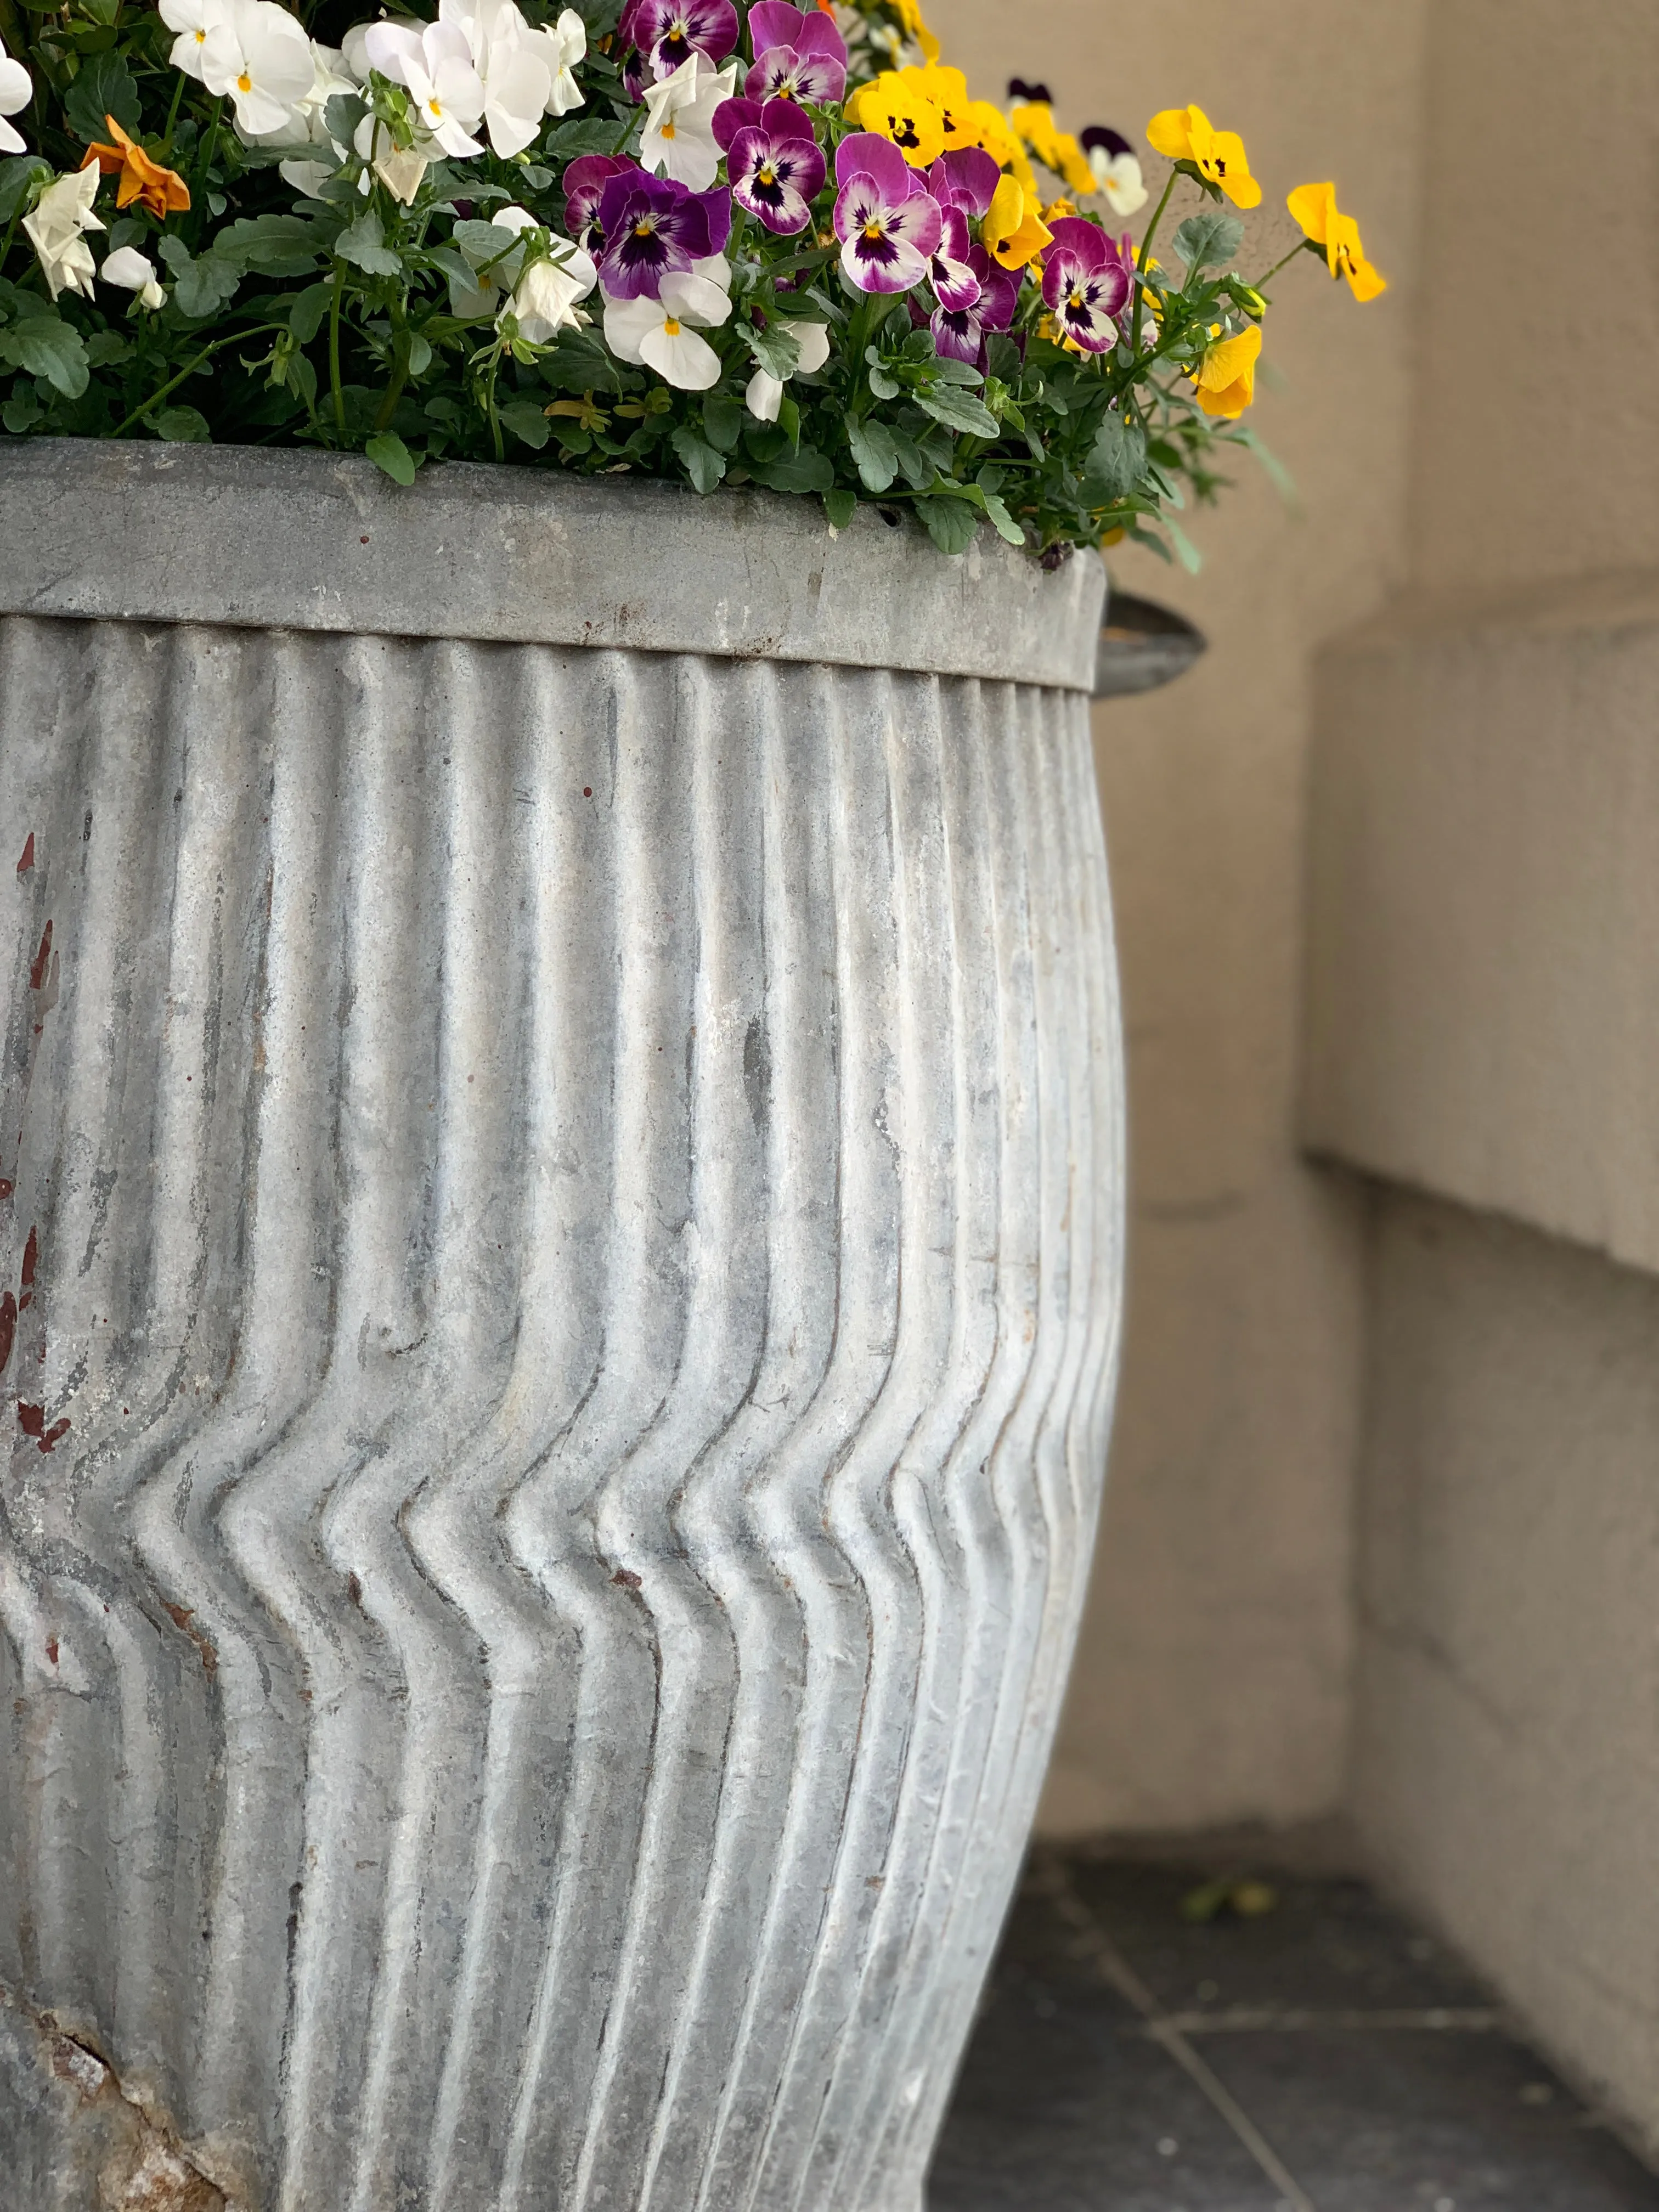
[930,1848,1659,2212]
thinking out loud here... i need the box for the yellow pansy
[1011,100,1096,197]
[892,0,940,65]
[986,173,1053,270]
[1287,180,1387,302]
[853,71,946,166]
[1192,323,1262,417]
[967,99,1020,171]
[1146,104,1262,209]
[898,64,977,150]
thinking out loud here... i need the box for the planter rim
[0,441,1105,691]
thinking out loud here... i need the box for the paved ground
[932,1841,1659,2212]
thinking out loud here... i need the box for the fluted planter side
[0,448,1120,2212]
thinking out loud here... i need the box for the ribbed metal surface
[0,615,1123,2210]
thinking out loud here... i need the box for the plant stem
[1129,169,1178,361]
[329,258,346,435]
[161,70,187,160]
[1251,240,1315,292]
[108,321,283,438]
[373,328,410,432]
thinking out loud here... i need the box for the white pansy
[531,8,586,116]
[503,232,597,343]
[364,18,484,158]
[238,42,357,192]
[0,43,34,153]
[640,50,736,191]
[339,20,374,80]
[1089,144,1148,217]
[22,166,104,302]
[159,0,226,83]
[199,0,315,135]
[743,317,830,421]
[603,256,732,391]
[352,111,434,204]
[101,245,166,309]
[435,0,553,158]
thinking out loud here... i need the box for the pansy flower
[1287,180,1387,302]
[1040,215,1130,352]
[629,0,737,80]
[727,99,825,234]
[744,0,845,105]
[1081,126,1149,216]
[710,93,761,152]
[1192,322,1261,416]
[641,48,737,188]
[833,129,941,295]
[926,202,980,312]
[605,254,732,387]
[898,64,977,151]
[931,244,1016,366]
[1147,104,1262,209]
[565,153,634,252]
[985,173,1051,270]
[745,315,830,420]
[850,70,944,168]
[595,167,730,297]
[922,145,1000,220]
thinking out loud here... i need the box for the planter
[0,444,1121,2212]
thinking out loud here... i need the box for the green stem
[1128,168,1179,361]
[161,70,187,160]
[328,257,346,435]
[373,328,410,432]
[1251,240,1315,292]
[485,342,503,459]
[109,320,284,438]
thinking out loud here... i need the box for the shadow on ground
[932,1838,1659,2212]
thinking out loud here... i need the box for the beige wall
[932,0,1430,1832]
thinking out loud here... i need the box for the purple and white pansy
[594,168,731,298]
[563,153,634,252]
[833,129,941,295]
[628,0,738,79]
[743,0,846,105]
[926,202,979,312]
[931,244,1017,365]
[1040,214,1131,353]
[725,97,824,233]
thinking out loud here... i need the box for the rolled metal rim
[1093,589,1208,698]
[0,439,1107,692]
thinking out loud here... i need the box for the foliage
[0,0,1386,558]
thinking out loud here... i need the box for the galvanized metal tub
[0,444,1121,2212]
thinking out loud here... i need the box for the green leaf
[539,327,627,393]
[324,93,367,148]
[672,422,726,493]
[1173,211,1245,275]
[919,496,980,556]
[823,487,857,531]
[926,356,983,387]
[1082,413,1147,503]
[365,431,419,483]
[865,356,901,401]
[889,425,934,492]
[746,320,800,382]
[63,50,140,141]
[453,218,522,271]
[2,389,43,432]
[0,315,88,400]
[846,415,898,494]
[701,389,742,453]
[216,213,325,276]
[0,157,49,226]
[498,396,551,449]
[150,405,211,442]
[751,442,834,495]
[1163,512,1203,574]
[290,281,334,344]
[979,489,1025,547]
[83,330,131,366]
[913,385,1000,437]
[157,235,241,319]
[336,211,404,278]
[543,115,630,158]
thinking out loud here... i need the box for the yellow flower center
[236,70,252,91]
[662,315,681,335]
[430,97,443,116]
[758,163,775,185]
[661,120,676,138]
[193,25,206,40]
[864,220,883,239]
[635,219,654,236]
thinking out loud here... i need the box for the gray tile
[1068,1860,1493,2017]
[1198,2028,1659,2212]
[930,1976,1281,2212]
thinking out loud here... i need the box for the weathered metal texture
[0,462,1121,2212]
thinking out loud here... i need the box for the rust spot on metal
[161,1603,219,1679]
[0,1290,13,1376]
[45,1635,58,1665]
[51,2032,108,2097]
[18,1401,44,1437]
[21,1222,38,1294]
[16,833,34,875]
[346,1572,363,1607]
[39,1417,70,1453]
[611,1568,642,1589]
[29,920,52,992]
